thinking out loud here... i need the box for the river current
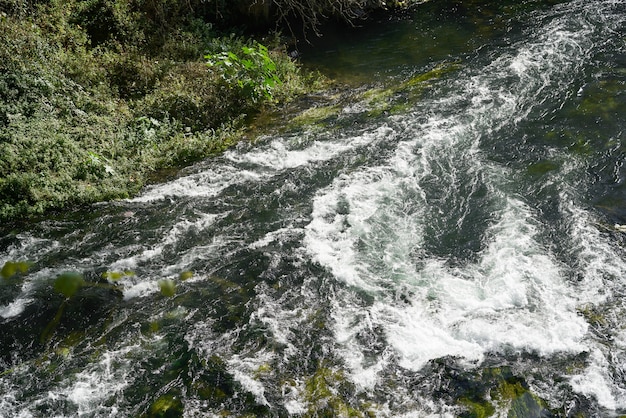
[1,0,626,416]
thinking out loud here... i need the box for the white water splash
[304,1,621,408]
[131,126,394,203]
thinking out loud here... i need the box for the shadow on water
[297,0,568,84]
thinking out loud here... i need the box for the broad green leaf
[1,262,16,279]
[102,270,134,281]
[54,272,85,298]
[158,279,176,297]
[1,261,30,279]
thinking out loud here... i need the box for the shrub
[206,40,282,103]
[0,0,326,223]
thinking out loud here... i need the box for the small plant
[1,260,30,279]
[205,41,281,103]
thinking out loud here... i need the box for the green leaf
[1,261,30,279]
[158,279,176,297]
[54,272,85,298]
[102,270,134,281]
[1,262,17,279]
[256,43,269,55]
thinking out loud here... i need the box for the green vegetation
[1,260,30,278]
[146,394,184,417]
[158,278,177,297]
[283,61,461,131]
[302,364,368,417]
[0,0,327,223]
[0,0,428,223]
[206,41,282,103]
[459,397,495,418]
[457,367,551,418]
[53,271,86,298]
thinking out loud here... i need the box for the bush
[0,0,318,223]
[206,40,281,103]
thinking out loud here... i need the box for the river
[1,0,626,416]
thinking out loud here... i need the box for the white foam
[248,227,305,250]
[130,166,261,203]
[9,343,142,418]
[329,199,589,374]
[227,127,393,168]
[303,0,609,388]
[569,349,623,410]
[226,351,275,406]
[132,127,393,203]
[108,213,219,271]
[558,198,626,410]
[0,298,31,319]
[284,397,307,415]
[122,280,157,300]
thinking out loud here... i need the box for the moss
[364,61,460,117]
[507,391,547,418]
[494,380,526,400]
[254,362,272,379]
[577,305,608,328]
[209,276,242,290]
[289,104,343,130]
[455,367,552,418]
[405,62,461,87]
[576,79,625,121]
[489,374,549,418]
[459,397,496,418]
[281,61,460,131]
[191,355,237,404]
[146,394,184,417]
[303,365,364,417]
[527,160,559,177]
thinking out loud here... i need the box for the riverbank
[2,0,393,224]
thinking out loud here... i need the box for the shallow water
[1,0,626,416]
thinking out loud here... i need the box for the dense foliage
[0,0,322,223]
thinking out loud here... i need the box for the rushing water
[2,0,626,416]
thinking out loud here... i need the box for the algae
[459,397,496,418]
[577,304,608,328]
[527,160,559,177]
[146,394,184,417]
[456,366,551,418]
[289,104,343,130]
[282,61,461,132]
[302,365,368,417]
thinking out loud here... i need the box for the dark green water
[1,0,626,416]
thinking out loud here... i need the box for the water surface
[1,0,626,415]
